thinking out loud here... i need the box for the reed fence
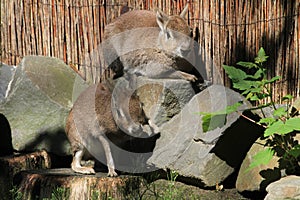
[1,0,299,99]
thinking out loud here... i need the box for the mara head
[156,4,194,59]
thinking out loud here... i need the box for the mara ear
[180,3,189,18]
[156,9,169,32]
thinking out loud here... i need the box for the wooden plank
[219,0,226,85]
[65,0,71,64]
[56,0,62,60]
[36,0,43,56]
[296,1,300,97]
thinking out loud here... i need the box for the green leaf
[245,92,253,99]
[285,118,300,131]
[264,118,300,137]
[259,117,276,125]
[233,80,255,91]
[288,145,300,158]
[200,102,243,132]
[255,47,269,64]
[282,94,293,102]
[251,69,264,79]
[237,61,258,69]
[247,148,274,172]
[202,114,226,132]
[273,107,287,117]
[250,95,260,101]
[223,65,248,82]
[225,102,243,113]
[264,76,281,84]
[264,120,287,137]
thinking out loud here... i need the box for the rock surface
[264,175,300,200]
[0,56,88,155]
[0,63,16,103]
[236,105,300,192]
[136,77,195,126]
[147,85,263,186]
[236,138,280,192]
[0,114,13,156]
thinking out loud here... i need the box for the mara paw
[107,169,118,177]
[72,166,96,174]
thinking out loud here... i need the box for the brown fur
[65,78,158,176]
[102,6,199,82]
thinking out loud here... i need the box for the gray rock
[264,175,300,200]
[236,133,300,192]
[0,63,16,103]
[148,85,261,186]
[236,105,300,192]
[0,56,88,155]
[136,77,195,126]
[236,138,280,192]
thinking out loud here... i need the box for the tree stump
[15,169,145,200]
[0,150,51,199]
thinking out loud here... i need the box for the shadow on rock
[0,113,14,156]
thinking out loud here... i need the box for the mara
[65,77,159,176]
[102,4,201,82]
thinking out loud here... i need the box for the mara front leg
[177,71,198,82]
[97,134,118,177]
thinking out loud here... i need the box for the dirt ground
[140,179,266,200]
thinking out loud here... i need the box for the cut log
[0,150,51,199]
[15,169,144,200]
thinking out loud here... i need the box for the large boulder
[136,77,195,126]
[0,63,16,103]
[148,85,263,186]
[236,138,280,192]
[236,105,296,192]
[0,56,88,155]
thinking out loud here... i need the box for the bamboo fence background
[0,0,299,100]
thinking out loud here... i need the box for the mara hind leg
[71,148,96,174]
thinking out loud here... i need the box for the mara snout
[65,78,159,176]
[103,3,200,82]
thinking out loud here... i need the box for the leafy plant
[9,186,23,200]
[160,170,180,200]
[201,47,300,175]
[44,186,70,200]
